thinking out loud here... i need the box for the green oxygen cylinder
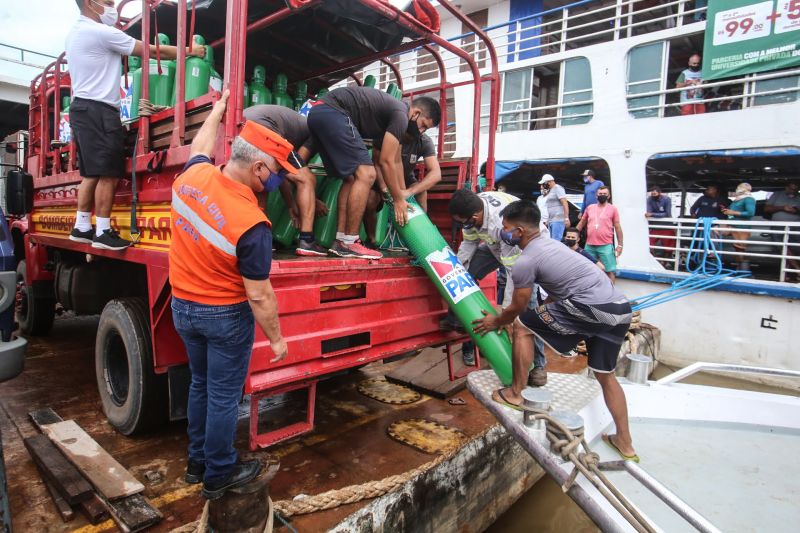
[363,74,377,88]
[180,34,211,102]
[266,191,289,244]
[392,198,514,385]
[58,96,72,144]
[313,179,343,248]
[294,81,307,111]
[386,82,402,99]
[374,203,390,246]
[316,88,328,98]
[243,83,250,110]
[205,43,223,93]
[129,56,144,119]
[149,33,176,107]
[249,66,272,107]
[272,73,293,109]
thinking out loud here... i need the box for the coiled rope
[631,217,751,311]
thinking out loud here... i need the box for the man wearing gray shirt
[765,182,800,280]
[539,174,570,241]
[473,200,637,462]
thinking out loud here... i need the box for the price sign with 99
[713,1,773,45]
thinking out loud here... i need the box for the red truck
[7,0,501,449]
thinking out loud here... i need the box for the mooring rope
[525,406,658,533]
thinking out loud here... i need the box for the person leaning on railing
[721,183,756,272]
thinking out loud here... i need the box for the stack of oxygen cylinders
[117,34,399,250]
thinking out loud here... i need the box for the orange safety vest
[169,162,270,305]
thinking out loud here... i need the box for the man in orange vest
[169,90,292,500]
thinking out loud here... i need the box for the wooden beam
[23,434,93,505]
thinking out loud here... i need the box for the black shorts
[306,103,373,179]
[70,98,126,178]
[517,298,632,373]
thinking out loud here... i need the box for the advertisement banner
[702,0,800,80]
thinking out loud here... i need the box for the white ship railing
[656,362,800,385]
[393,0,707,87]
[626,68,800,116]
[340,0,707,92]
[646,217,800,283]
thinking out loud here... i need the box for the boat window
[561,57,593,127]
[626,32,800,118]
[488,57,593,132]
[644,148,800,283]
[627,42,666,119]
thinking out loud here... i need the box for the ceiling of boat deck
[124,0,427,93]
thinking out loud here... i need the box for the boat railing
[646,217,800,283]
[386,0,707,88]
[626,67,800,117]
[656,362,800,385]
[338,1,706,94]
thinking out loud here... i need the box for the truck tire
[16,260,55,336]
[96,298,167,435]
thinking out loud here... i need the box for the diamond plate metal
[467,370,601,413]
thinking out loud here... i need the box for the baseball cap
[538,174,555,184]
[238,120,302,173]
[581,169,595,177]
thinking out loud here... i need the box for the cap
[238,121,301,173]
[538,174,555,184]
[581,169,595,177]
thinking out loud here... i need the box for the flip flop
[493,388,523,411]
[602,434,640,463]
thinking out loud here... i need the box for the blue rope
[631,218,751,311]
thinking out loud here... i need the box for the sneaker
[363,240,379,250]
[439,317,466,333]
[528,367,547,387]
[69,227,94,244]
[201,459,262,500]
[462,349,475,366]
[295,239,328,257]
[185,459,205,484]
[329,239,382,259]
[92,229,131,250]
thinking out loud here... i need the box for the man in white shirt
[539,174,570,241]
[67,0,204,250]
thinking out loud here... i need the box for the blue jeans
[171,297,255,482]
[548,220,565,242]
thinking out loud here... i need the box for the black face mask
[689,65,701,72]
[564,239,578,246]
[597,195,609,203]
[406,119,421,139]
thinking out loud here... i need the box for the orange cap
[238,120,301,173]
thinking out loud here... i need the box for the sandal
[602,434,640,463]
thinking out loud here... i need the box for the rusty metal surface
[387,419,467,455]
[357,378,422,405]
[0,315,586,532]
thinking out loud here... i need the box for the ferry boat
[342,0,800,386]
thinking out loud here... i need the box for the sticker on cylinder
[425,247,479,304]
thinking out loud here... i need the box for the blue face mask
[461,216,477,230]
[500,228,521,246]
[261,169,286,192]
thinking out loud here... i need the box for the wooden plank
[24,434,93,504]
[79,494,110,525]
[386,348,487,399]
[385,349,444,383]
[41,420,144,499]
[29,408,63,431]
[39,471,75,522]
[101,493,162,533]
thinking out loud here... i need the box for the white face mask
[91,0,118,26]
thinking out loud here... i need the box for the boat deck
[0,314,585,532]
